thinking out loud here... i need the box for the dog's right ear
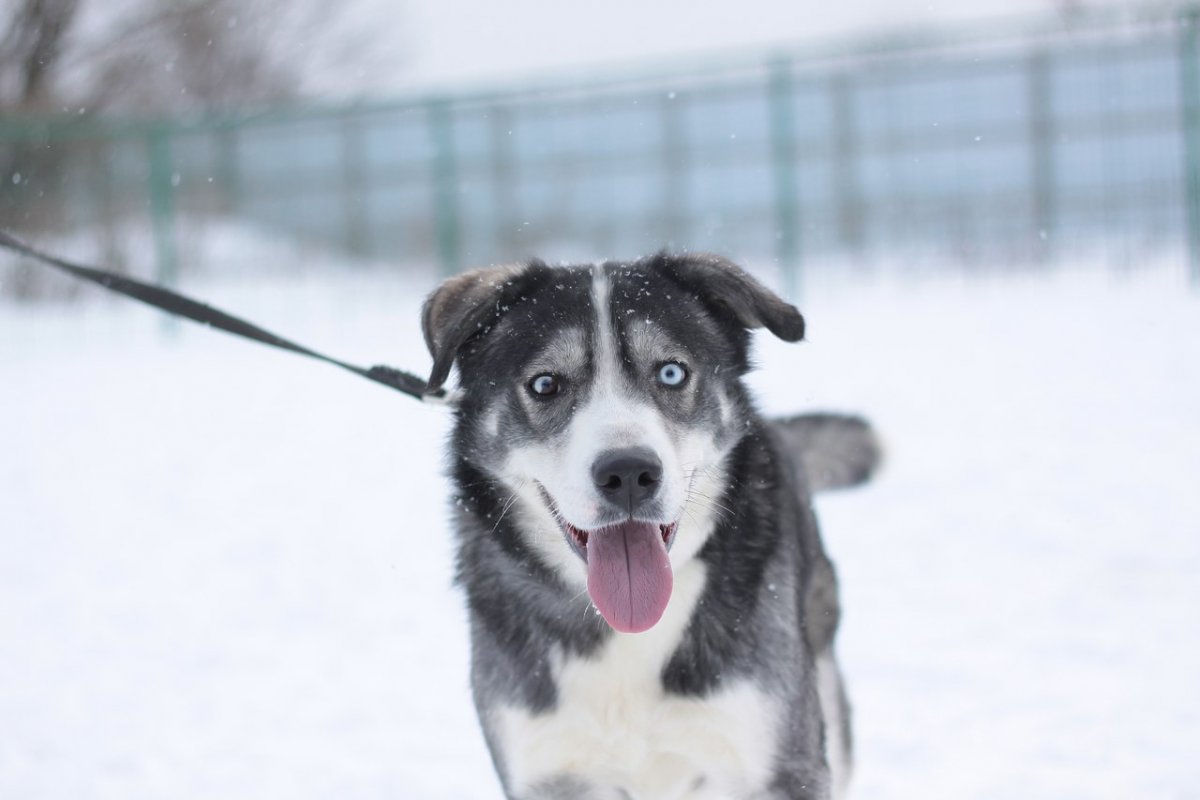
[422,263,529,392]
[656,253,805,342]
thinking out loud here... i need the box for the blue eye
[657,362,687,387]
[529,374,560,396]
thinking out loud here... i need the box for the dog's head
[423,253,804,633]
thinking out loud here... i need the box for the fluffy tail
[772,413,882,493]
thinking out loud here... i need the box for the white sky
[357,0,1138,93]
[44,0,1158,105]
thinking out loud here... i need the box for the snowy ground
[2,252,1198,799]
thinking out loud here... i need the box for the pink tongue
[585,521,674,633]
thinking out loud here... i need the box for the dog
[421,253,879,799]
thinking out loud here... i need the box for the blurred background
[2,1,1198,799]
[3,0,1199,290]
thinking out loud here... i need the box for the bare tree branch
[2,0,406,115]
[0,0,81,110]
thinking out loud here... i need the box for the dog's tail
[772,413,882,493]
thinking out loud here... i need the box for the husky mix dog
[421,253,879,800]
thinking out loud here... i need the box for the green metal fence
[2,5,1198,292]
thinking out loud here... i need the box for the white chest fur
[494,562,779,800]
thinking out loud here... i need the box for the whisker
[688,494,734,516]
[682,492,733,523]
[489,480,527,535]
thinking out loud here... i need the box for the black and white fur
[422,253,879,800]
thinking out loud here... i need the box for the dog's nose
[592,447,663,514]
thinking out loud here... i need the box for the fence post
[1181,6,1200,286]
[831,72,863,258]
[661,89,688,249]
[87,138,119,263]
[1029,49,1056,264]
[427,97,462,277]
[489,102,520,258]
[146,124,179,291]
[341,110,370,256]
[216,123,241,216]
[768,59,802,300]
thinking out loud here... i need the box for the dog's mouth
[562,520,678,558]
[536,487,677,634]
[563,519,677,634]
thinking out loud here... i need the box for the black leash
[0,230,446,404]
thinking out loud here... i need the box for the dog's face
[423,254,804,633]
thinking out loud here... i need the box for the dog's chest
[494,563,779,800]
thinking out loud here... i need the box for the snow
[2,242,1198,798]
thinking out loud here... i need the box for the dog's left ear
[658,253,805,341]
[422,263,529,392]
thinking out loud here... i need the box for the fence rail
[2,5,1198,292]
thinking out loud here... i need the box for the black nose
[592,447,663,514]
